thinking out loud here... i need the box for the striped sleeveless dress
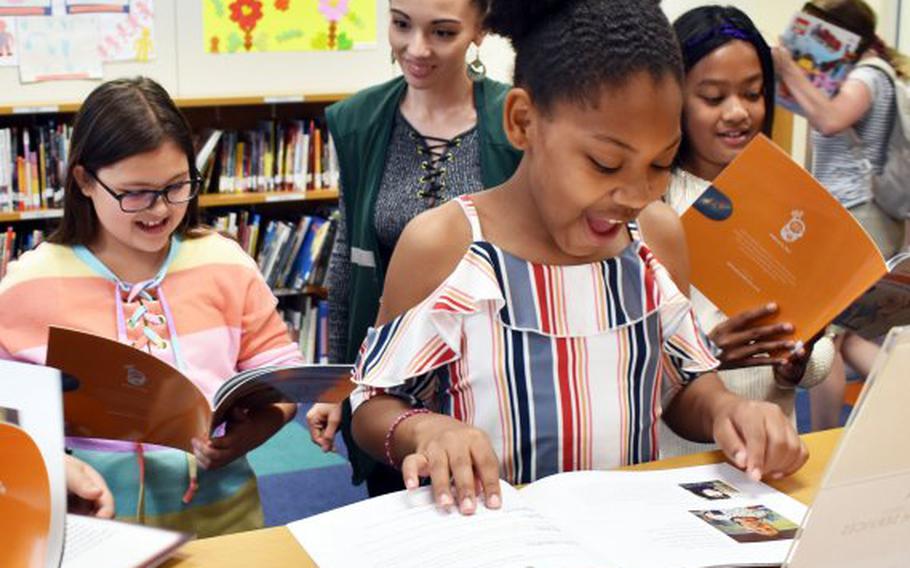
[351,196,718,484]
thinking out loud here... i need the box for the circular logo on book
[125,365,148,387]
[692,185,733,221]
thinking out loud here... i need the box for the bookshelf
[0,189,340,224]
[0,94,343,363]
[0,93,348,117]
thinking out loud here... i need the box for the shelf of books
[0,93,348,116]
[0,190,340,224]
[1,95,343,362]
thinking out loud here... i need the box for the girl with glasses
[0,77,303,537]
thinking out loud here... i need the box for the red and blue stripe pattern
[351,209,717,485]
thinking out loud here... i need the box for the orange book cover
[46,326,354,453]
[681,134,886,344]
[0,422,52,568]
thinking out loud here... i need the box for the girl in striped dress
[349,0,809,516]
[0,78,300,536]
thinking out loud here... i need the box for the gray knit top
[327,110,483,363]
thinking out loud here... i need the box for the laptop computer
[784,326,910,567]
[0,360,190,568]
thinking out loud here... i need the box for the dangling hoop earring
[466,43,486,82]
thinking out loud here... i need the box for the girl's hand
[710,303,796,369]
[306,402,342,452]
[192,402,296,470]
[65,454,115,518]
[397,414,502,516]
[773,331,823,387]
[712,397,808,481]
[771,45,799,78]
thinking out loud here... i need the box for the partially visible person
[307,0,521,497]
[773,0,908,258]
[0,77,300,536]
[773,0,909,430]
[349,0,808,517]
[662,5,834,456]
[66,454,115,518]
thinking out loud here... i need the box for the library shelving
[0,189,339,224]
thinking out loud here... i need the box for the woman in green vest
[306,0,521,496]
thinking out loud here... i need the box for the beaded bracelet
[385,408,431,468]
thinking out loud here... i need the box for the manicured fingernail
[767,303,777,311]
[439,493,453,507]
[405,477,418,490]
[461,498,475,513]
[749,468,762,481]
[487,493,502,509]
[734,451,746,468]
[771,472,784,480]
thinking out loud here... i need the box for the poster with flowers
[202,0,376,54]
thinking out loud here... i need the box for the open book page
[46,326,212,453]
[62,514,190,568]
[520,464,808,568]
[210,363,354,427]
[288,482,609,568]
[681,135,886,345]
[835,254,910,338]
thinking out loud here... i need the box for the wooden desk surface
[162,428,842,568]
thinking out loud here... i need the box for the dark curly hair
[673,5,775,142]
[485,0,683,112]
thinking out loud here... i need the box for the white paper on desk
[521,463,808,568]
[62,514,190,568]
[287,483,612,568]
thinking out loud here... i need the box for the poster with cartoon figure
[16,15,104,82]
[92,0,156,62]
[202,0,377,54]
[0,17,17,66]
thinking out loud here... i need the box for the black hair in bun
[486,0,683,112]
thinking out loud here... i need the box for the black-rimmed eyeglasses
[87,169,202,213]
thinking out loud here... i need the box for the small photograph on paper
[691,505,799,543]
[0,404,20,425]
[679,479,740,501]
[0,16,17,66]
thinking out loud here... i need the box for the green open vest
[326,76,522,363]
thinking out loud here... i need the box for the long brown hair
[49,77,204,246]
[806,0,910,78]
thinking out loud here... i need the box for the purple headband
[684,23,751,50]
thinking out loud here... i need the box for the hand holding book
[708,302,796,368]
[64,454,114,518]
[191,402,296,470]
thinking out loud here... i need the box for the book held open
[45,325,354,453]
[680,135,899,344]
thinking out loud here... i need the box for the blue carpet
[248,405,367,526]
